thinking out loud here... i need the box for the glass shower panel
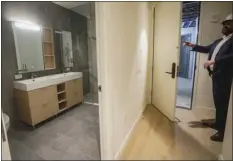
[87,2,99,105]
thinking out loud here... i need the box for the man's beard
[222,27,232,36]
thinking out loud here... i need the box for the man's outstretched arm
[183,41,212,53]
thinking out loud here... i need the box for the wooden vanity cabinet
[15,78,83,126]
[29,86,58,125]
[15,85,58,126]
[66,78,83,108]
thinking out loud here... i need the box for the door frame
[177,2,201,110]
[1,112,12,160]
[95,2,114,159]
[190,2,201,110]
[179,33,192,79]
[150,5,156,104]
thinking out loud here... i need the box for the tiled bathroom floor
[84,92,99,104]
[7,104,100,160]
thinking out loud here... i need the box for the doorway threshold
[176,105,191,110]
[84,101,99,106]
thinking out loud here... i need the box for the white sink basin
[14,72,83,91]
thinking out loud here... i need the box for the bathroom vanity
[14,72,83,126]
[10,19,84,127]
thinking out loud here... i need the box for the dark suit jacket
[192,36,233,78]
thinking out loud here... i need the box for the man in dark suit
[184,14,233,142]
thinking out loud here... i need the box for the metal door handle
[98,85,102,92]
[165,62,176,79]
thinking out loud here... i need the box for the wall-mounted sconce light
[14,21,41,31]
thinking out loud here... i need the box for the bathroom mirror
[54,30,74,69]
[12,21,45,73]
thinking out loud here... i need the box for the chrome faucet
[31,73,37,79]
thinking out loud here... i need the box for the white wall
[193,2,232,109]
[96,2,149,159]
[220,86,232,160]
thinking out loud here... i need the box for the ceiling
[53,1,90,18]
[53,2,89,9]
[53,2,200,21]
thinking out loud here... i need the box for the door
[66,79,83,107]
[29,85,58,125]
[1,113,11,160]
[152,2,181,121]
[179,34,191,78]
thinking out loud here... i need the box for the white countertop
[14,72,82,91]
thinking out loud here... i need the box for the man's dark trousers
[212,70,232,134]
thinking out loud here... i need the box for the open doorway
[176,1,200,109]
[149,1,232,160]
[173,1,233,158]
[2,1,101,160]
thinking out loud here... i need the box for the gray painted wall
[1,2,89,125]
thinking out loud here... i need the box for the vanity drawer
[66,78,83,107]
[28,85,58,125]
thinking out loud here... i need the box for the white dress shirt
[210,34,232,69]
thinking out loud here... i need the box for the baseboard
[114,106,145,160]
[219,154,224,160]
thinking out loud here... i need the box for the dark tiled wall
[1,2,89,125]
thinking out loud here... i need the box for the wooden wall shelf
[42,27,56,70]
[57,91,66,94]
[58,92,66,102]
[57,83,65,93]
[56,83,68,111]
[58,99,67,104]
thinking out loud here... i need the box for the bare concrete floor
[7,104,100,160]
[176,77,193,109]
[175,107,222,158]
